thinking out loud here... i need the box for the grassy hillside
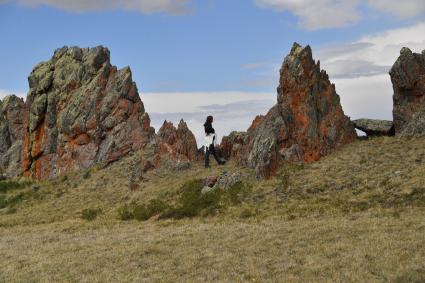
[1,137,425,282]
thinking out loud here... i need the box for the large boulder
[147,119,198,170]
[390,47,425,136]
[0,95,25,177]
[21,46,155,179]
[223,43,357,178]
[352,119,394,137]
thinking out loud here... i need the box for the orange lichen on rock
[221,43,357,178]
[21,46,155,179]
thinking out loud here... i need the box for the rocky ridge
[222,43,357,178]
[146,119,199,171]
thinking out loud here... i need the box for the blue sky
[1,0,425,142]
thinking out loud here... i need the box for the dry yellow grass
[1,136,425,282]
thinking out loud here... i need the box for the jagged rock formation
[390,47,425,136]
[0,95,25,177]
[352,119,394,137]
[146,119,198,171]
[222,43,357,178]
[220,131,247,160]
[21,46,155,179]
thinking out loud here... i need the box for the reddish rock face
[0,95,25,177]
[390,47,425,136]
[21,46,155,179]
[148,119,198,170]
[222,43,357,178]
[220,131,247,160]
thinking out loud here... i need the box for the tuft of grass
[81,208,102,221]
[117,205,134,221]
[0,180,32,194]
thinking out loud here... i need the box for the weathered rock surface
[399,106,425,136]
[0,95,25,177]
[21,46,155,179]
[390,47,425,135]
[352,119,394,137]
[201,171,243,194]
[146,119,198,170]
[220,131,247,160]
[223,43,357,178]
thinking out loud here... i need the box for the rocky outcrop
[21,46,155,179]
[223,43,357,178]
[0,95,25,177]
[390,47,425,136]
[352,119,394,137]
[220,131,247,160]
[147,119,198,171]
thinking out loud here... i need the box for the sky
[1,0,425,144]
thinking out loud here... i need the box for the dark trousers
[205,144,221,167]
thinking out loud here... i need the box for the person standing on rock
[204,116,225,168]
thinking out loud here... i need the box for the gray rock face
[21,46,155,179]
[352,119,394,137]
[400,105,425,136]
[390,47,425,135]
[0,95,25,177]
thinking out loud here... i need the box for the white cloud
[254,0,425,30]
[142,91,275,145]
[369,0,425,19]
[313,21,425,121]
[254,0,360,30]
[315,21,425,79]
[334,74,393,120]
[12,0,191,15]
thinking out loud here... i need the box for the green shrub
[239,207,255,218]
[118,205,135,221]
[165,179,249,219]
[134,199,169,221]
[0,180,32,194]
[164,179,221,219]
[0,195,6,209]
[0,192,26,209]
[81,208,102,221]
[117,179,250,221]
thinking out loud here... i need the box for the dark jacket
[204,121,215,135]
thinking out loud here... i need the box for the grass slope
[1,137,425,282]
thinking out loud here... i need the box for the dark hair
[206,116,213,124]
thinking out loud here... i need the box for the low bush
[117,205,134,221]
[118,179,251,221]
[0,180,32,194]
[81,208,102,221]
[134,199,169,221]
